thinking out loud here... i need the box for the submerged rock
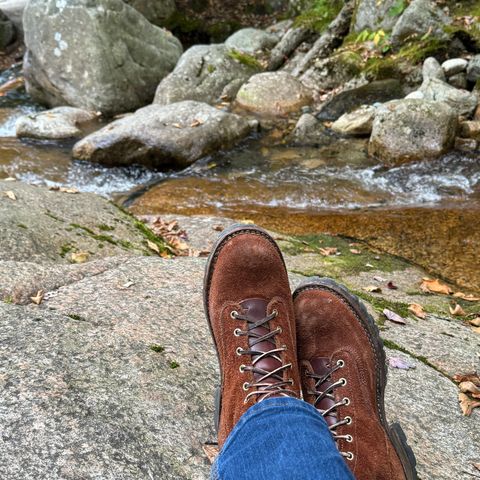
[236,71,313,116]
[23,0,183,116]
[391,0,451,44]
[331,105,376,136]
[288,113,334,146]
[72,101,257,169]
[225,28,278,54]
[16,107,99,139]
[317,79,404,121]
[420,78,478,116]
[369,99,457,165]
[154,44,259,105]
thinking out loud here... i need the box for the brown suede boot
[204,224,301,447]
[294,277,417,480]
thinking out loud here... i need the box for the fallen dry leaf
[119,281,135,290]
[387,281,398,290]
[202,443,219,464]
[453,373,480,385]
[213,225,224,232]
[408,303,426,319]
[388,357,415,370]
[49,186,79,194]
[453,292,480,302]
[449,303,466,317]
[364,285,382,293]
[458,392,480,416]
[4,190,16,200]
[319,247,337,256]
[373,275,386,282]
[147,240,160,254]
[383,309,407,325]
[470,317,480,327]
[171,123,182,129]
[474,463,480,472]
[472,326,480,335]
[459,381,480,395]
[190,118,205,127]
[30,290,44,305]
[71,251,89,264]
[420,278,452,295]
[350,249,361,254]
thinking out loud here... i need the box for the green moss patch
[294,0,343,32]
[227,49,262,70]
[150,344,165,353]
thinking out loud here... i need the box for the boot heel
[389,423,418,480]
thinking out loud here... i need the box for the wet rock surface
[154,44,259,106]
[23,0,183,115]
[1,210,478,480]
[15,106,99,139]
[369,99,457,165]
[72,101,257,169]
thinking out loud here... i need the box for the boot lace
[231,309,297,403]
[306,359,354,461]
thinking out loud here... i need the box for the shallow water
[0,68,479,289]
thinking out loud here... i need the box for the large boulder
[154,44,259,105]
[0,0,25,31]
[23,0,183,116]
[369,99,457,165]
[420,78,478,116]
[317,79,404,121]
[300,51,363,92]
[225,27,278,54]
[72,101,257,168]
[123,0,175,26]
[467,54,480,83]
[236,71,313,116]
[16,107,99,139]
[391,0,451,44]
[352,0,399,33]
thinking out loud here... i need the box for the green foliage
[356,29,391,53]
[387,0,408,18]
[227,49,262,70]
[294,0,343,32]
[170,361,180,369]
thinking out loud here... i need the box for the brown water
[1,66,479,290]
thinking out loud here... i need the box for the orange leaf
[408,303,426,319]
[469,317,480,327]
[449,303,466,316]
[319,247,337,256]
[458,392,480,416]
[453,292,480,302]
[420,278,452,295]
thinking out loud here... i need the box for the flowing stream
[1,66,479,289]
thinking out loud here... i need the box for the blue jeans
[211,397,355,480]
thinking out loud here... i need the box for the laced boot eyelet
[282,344,287,351]
[343,397,351,406]
[277,326,283,334]
[242,382,250,391]
[272,309,278,317]
[346,435,353,443]
[230,310,239,319]
[233,328,242,337]
[345,416,352,425]
[236,347,243,356]
[345,452,354,461]
[337,359,345,368]
[339,377,347,386]
[239,364,246,373]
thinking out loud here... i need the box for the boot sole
[293,277,418,480]
[203,223,286,436]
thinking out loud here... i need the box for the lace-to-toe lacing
[306,358,354,461]
[231,308,298,403]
